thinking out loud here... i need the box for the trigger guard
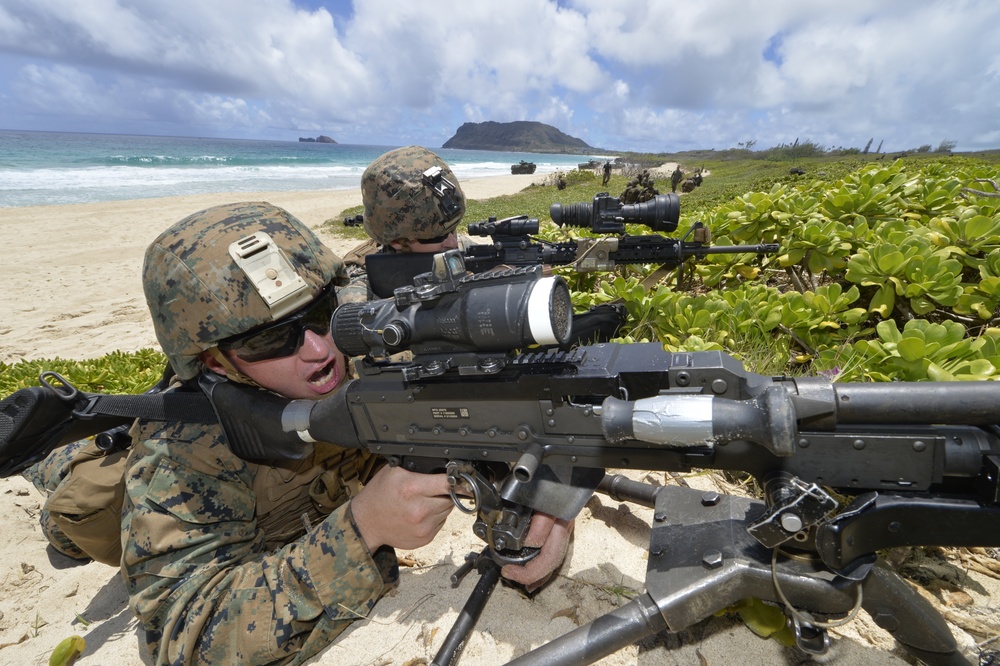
[490,545,540,567]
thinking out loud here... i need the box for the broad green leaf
[897,337,926,362]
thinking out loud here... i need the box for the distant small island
[443,121,593,154]
[299,135,337,143]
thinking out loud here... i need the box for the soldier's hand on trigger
[500,512,574,593]
[350,465,455,552]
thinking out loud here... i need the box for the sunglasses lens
[234,325,300,362]
[416,233,449,244]
[221,286,337,362]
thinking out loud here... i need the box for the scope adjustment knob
[381,321,410,347]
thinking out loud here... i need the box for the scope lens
[526,276,572,346]
[622,194,680,233]
[331,301,378,357]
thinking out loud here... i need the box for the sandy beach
[0,175,995,665]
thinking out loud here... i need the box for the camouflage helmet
[361,145,466,246]
[142,202,346,380]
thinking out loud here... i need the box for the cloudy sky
[1,0,997,153]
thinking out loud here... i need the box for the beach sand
[0,175,993,665]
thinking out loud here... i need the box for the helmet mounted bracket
[229,232,313,320]
[422,166,462,218]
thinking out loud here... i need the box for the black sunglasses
[413,232,452,245]
[218,284,338,362]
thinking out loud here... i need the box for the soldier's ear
[200,349,228,376]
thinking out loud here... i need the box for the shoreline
[0,172,545,221]
[0,174,544,364]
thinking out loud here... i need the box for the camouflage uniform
[122,421,395,665]
[28,202,397,665]
[340,234,477,304]
[670,167,683,193]
[339,238,380,305]
[22,439,92,559]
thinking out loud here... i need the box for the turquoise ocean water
[0,130,606,208]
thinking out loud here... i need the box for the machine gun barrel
[789,378,1000,427]
[274,343,1000,501]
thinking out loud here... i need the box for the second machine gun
[363,192,778,298]
[200,251,999,666]
[465,191,778,276]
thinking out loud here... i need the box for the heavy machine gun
[225,251,999,665]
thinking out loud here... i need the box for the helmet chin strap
[205,347,265,390]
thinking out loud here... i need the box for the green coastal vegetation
[4,145,1000,394]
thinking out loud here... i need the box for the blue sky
[1,0,998,153]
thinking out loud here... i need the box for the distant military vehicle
[511,160,537,174]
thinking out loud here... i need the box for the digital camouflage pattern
[122,418,396,665]
[22,200,392,664]
[361,146,466,246]
[338,238,380,304]
[143,202,347,380]
[21,439,90,560]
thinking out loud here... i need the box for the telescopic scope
[550,193,681,234]
[331,253,573,359]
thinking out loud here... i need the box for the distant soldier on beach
[635,170,660,203]
[671,166,684,193]
[602,161,612,186]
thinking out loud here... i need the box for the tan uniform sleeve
[122,421,397,666]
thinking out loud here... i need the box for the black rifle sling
[0,386,218,477]
[75,391,218,424]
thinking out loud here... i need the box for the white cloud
[0,0,998,151]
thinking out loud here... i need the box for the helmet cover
[143,201,346,379]
[361,146,466,246]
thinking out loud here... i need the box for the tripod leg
[505,592,667,666]
[431,558,502,666]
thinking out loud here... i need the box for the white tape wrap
[632,395,715,447]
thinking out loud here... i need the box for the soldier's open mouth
[308,360,339,389]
